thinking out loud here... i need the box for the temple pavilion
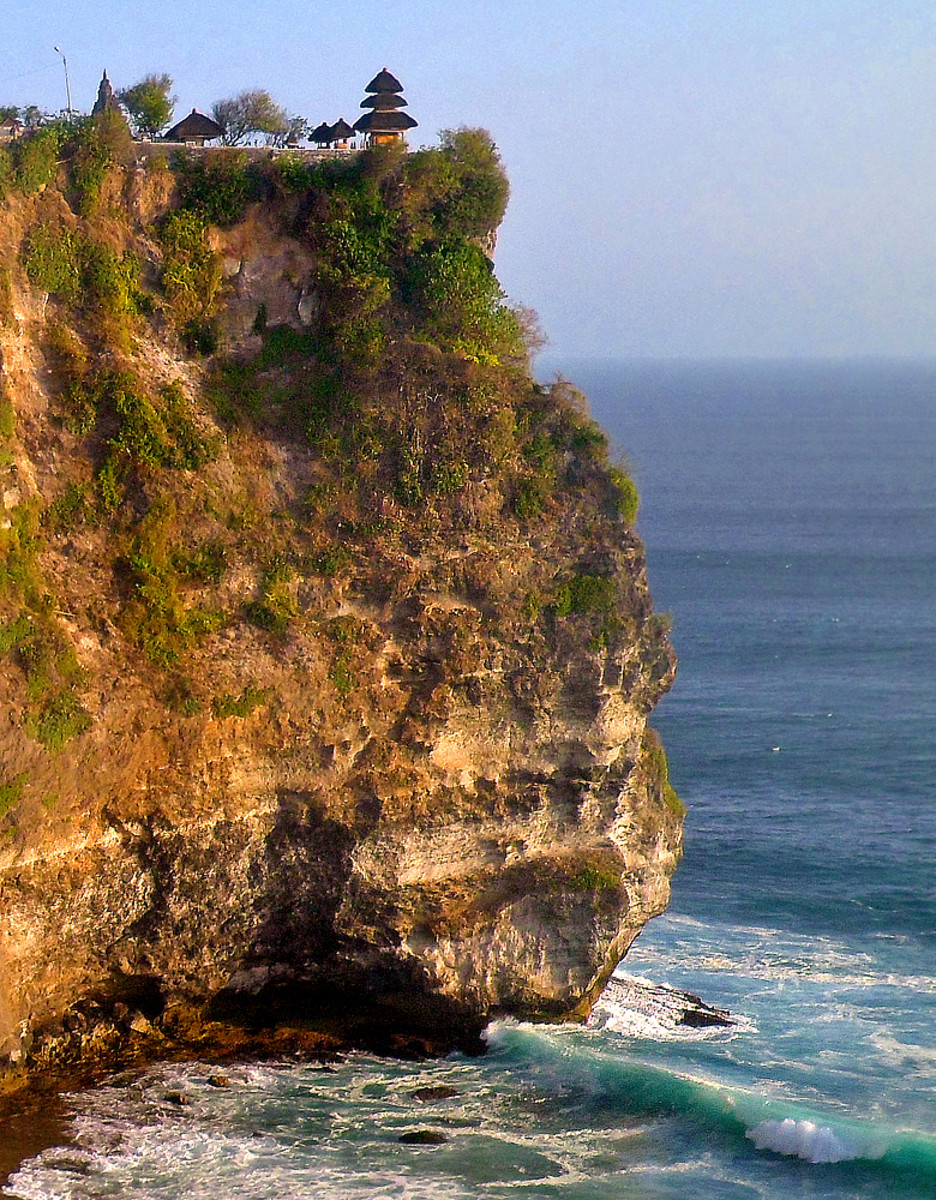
[353,69,417,145]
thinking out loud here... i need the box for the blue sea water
[5,358,936,1200]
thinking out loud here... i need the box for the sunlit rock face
[0,155,680,1081]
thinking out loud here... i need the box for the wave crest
[745,1116,887,1164]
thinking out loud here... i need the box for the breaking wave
[485,1021,936,1179]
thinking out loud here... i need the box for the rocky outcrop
[1,526,678,1069]
[0,146,680,1085]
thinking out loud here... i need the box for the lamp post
[53,46,73,115]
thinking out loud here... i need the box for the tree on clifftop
[119,74,176,139]
[211,90,289,145]
[436,127,510,238]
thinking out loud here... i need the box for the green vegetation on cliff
[0,119,673,841]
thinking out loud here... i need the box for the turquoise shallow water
[6,359,935,1199]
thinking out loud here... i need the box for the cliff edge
[0,121,681,1083]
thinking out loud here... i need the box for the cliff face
[0,129,680,1080]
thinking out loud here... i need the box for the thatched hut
[329,118,355,149]
[310,118,355,151]
[310,121,334,146]
[164,109,223,146]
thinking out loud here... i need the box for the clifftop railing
[132,141,360,165]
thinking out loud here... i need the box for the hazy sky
[4,0,936,359]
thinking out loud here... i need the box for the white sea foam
[627,914,936,994]
[5,1054,589,1200]
[871,1032,936,1072]
[745,1116,887,1164]
[5,1107,479,1200]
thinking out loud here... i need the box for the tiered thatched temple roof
[353,68,417,143]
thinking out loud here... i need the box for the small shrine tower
[91,70,121,115]
[353,69,417,145]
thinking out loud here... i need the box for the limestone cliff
[0,124,680,1083]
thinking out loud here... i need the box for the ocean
[4,358,935,1199]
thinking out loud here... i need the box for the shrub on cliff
[552,573,617,618]
[400,239,522,364]
[115,495,226,667]
[70,110,134,215]
[157,209,224,349]
[173,150,263,228]
[608,466,639,524]
[23,220,144,348]
[401,128,509,246]
[23,225,83,302]
[285,131,515,368]
[0,115,130,208]
[434,127,510,239]
[7,123,64,195]
[299,154,401,370]
[0,147,11,198]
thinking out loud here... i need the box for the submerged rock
[399,1129,448,1145]
[412,1085,458,1102]
[678,994,735,1029]
[590,975,741,1036]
